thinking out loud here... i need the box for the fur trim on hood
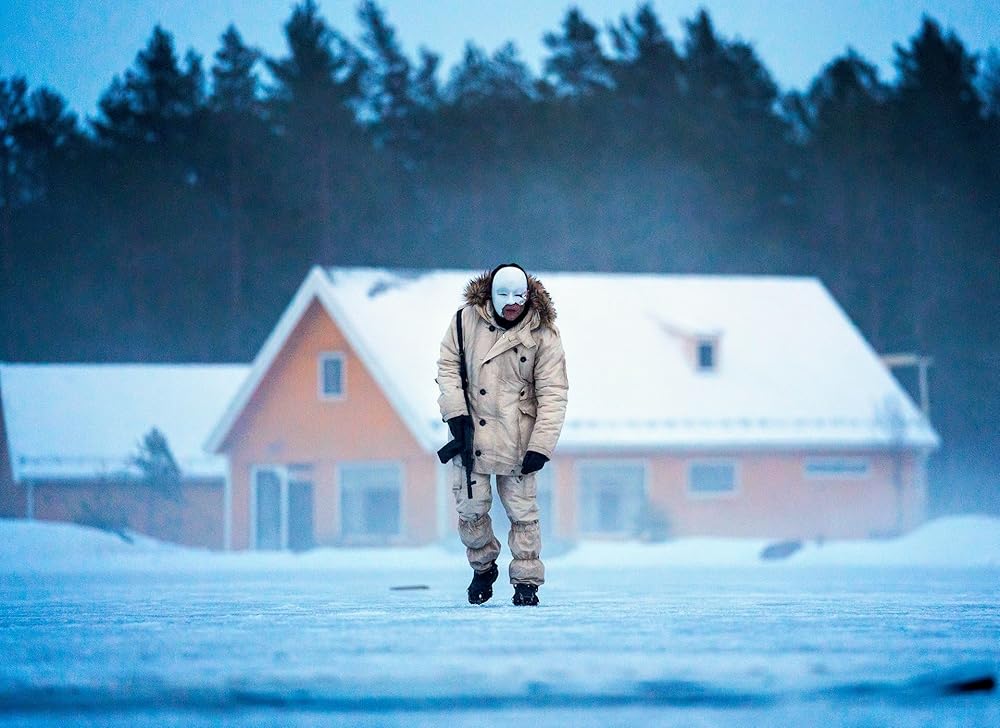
[463,269,556,326]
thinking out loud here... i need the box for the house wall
[23,479,224,548]
[225,299,436,549]
[546,449,927,540]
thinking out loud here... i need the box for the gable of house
[220,297,424,461]
[213,293,438,549]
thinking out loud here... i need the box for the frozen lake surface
[1,561,997,727]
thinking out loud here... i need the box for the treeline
[0,1,997,512]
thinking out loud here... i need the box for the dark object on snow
[760,539,803,560]
[941,674,995,694]
[512,583,539,606]
[468,561,499,604]
[389,585,429,591]
[521,450,548,475]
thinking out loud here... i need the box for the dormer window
[654,317,721,373]
[696,338,717,372]
[318,352,345,400]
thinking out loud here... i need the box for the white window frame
[686,458,740,499]
[318,351,346,401]
[575,458,649,537]
[249,463,314,550]
[336,460,406,544]
[804,457,872,480]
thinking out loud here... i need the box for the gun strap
[456,309,475,498]
[456,309,466,387]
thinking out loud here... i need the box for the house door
[254,469,283,550]
[287,479,315,552]
[252,464,315,550]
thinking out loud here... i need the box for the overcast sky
[0,0,995,119]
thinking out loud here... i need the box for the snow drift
[1,515,998,575]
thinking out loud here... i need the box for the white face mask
[491,266,528,319]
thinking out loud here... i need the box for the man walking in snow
[436,263,568,606]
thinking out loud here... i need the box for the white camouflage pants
[451,464,544,586]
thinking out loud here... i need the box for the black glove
[447,415,473,443]
[521,450,549,475]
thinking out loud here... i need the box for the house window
[577,461,645,536]
[339,462,403,542]
[318,352,345,399]
[805,458,871,479]
[688,461,737,496]
[696,339,716,371]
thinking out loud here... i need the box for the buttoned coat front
[436,272,568,476]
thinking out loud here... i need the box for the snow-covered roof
[206,266,939,454]
[0,363,249,482]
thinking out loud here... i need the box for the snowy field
[1,518,998,727]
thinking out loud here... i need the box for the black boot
[512,583,539,606]
[468,561,499,604]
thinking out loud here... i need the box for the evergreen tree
[358,0,414,148]
[131,427,182,499]
[428,40,543,265]
[209,25,264,353]
[888,16,985,339]
[212,25,260,114]
[894,16,983,153]
[887,17,994,512]
[543,8,613,97]
[266,0,368,262]
[446,42,536,108]
[686,11,788,232]
[411,48,442,111]
[683,9,777,113]
[0,76,28,286]
[15,88,79,203]
[90,26,209,358]
[789,50,897,338]
[608,3,682,106]
[130,426,183,540]
[94,25,205,150]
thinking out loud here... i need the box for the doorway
[251,464,315,551]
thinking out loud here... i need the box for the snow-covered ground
[1,517,998,727]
